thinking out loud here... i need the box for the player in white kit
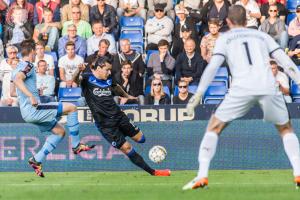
[183,5,300,190]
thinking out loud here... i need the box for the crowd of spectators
[0,0,298,107]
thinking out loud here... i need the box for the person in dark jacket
[3,6,33,50]
[173,80,193,104]
[145,77,170,105]
[89,0,118,39]
[175,38,206,85]
[114,60,144,105]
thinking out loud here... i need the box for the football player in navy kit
[73,58,171,176]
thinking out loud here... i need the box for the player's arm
[271,49,300,85]
[112,84,137,100]
[13,72,38,106]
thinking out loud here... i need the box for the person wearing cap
[147,0,175,21]
[117,0,147,21]
[260,0,287,24]
[288,5,300,37]
[200,18,221,63]
[145,3,174,50]
[171,24,200,59]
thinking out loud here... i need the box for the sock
[34,134,64,162]
[197,131,219,179]
[282,133,300,177]
[67,111,80,148]
[127,148,155,175]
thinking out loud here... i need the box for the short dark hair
[121,60,132,67]
[99,39,110,47]
[65,41,75,49]
[92,57,112,70]
[227,5,247,26]
[37,59,47,66]
[92,20,104,27]
[20,39,36,57]
[270,60,277,65]
[35,40,46,47]
[158,39,169,47]
[208,18,220,26]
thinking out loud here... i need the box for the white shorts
[215,93,289,125]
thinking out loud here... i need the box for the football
[148,145,167,163]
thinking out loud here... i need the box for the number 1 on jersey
[243,42,253,65]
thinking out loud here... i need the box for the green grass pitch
[0,170,299,200]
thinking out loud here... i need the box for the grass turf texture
[0,170,299,200]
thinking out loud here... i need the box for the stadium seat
[58,87,82,103]
[291,83,300,101]
[203,85,227,104]
[39,96,57,103]
[287,12,296,25]
[120,16,144,35]
[145,50,159,64]
[287,0,300,11]
[174,86,179,96]
[188,85,198,94]
[120,32,144,53]
[213,66,229,87]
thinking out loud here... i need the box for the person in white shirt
[36,59,55,97]
[34,41,55,76]
[0,45,19,106]
[235,0,261,29]
[145,3,174,50]
[58,41,84,88]
[87,21,116,56]
[183,5,300,190]
[270,60,292,103]
[117,0,146,21]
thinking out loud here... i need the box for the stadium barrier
[1,104,300,172]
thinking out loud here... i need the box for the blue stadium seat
[291,83,300,101]
[120,16,144,35]
[287,12,296,25]
[188,85,198,94]
[287,0,300,11]
[203,85,227,104]
[58,87,82,103]
[145,50,159,64]
[214,66,229,87]
[174,86,179,96]
[120,32,144,53]
[203,99,223,104]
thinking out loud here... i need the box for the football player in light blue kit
[12,40,95,177]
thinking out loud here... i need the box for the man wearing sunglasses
[73,57,171,176]
[173,80,193,104]
[145,3,174,50]
[260,0,287,23]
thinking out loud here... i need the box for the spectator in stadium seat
[0,46,19,106]
[85,39,114,72]
[257,0,285,7]
[117,0,146,21]
[260,4,288,49]
[61,0,89,24]
[33,0,60,25]
[171,25,199,60]
[3,7,33,50]
[87,21,116,56]
[288,5,300,37]
[6,0,34,25]
[58,41,85,88]
[147,39,175,91]
[112,38,145,76]
[181,0,201,11]
[58,24,87,58]
[36,59,56,99]
[175,38,206,85]
[145,3,174,50]
[200,18,220,64]
[89,0,118,38]
[32,8,60,52]
[235,0,261,29]
[200,0,231,33]
[62,6,93,39]
[114,60,144,105]
[270,60,292,103]
[260,0,287,24]
[34,41,55,77]
[145,77,170,105]
[147,0,175,21]
[173,80,193,104]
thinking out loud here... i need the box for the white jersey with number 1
[213,27,280,95]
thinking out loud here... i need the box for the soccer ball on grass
[148,145,167,163]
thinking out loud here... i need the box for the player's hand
[30,96,38,107]
[127,95,138,100]
[186,93,201,117]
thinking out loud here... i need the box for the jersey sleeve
[80,73,90,88]
[11,61,34,81]
[265,33,281,55]
[212,36,227,59]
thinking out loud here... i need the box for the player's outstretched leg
[29,124,65,177]
[183,115,226,190]
[276,122,300,189]
[120,141,171,176]
[62,103,95,154]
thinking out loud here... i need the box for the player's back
[216,27,279,95]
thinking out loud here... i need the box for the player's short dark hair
[20,39,36,57]
[121,60,132,67]
[227,5,247,26]
[158,39,169,47]
[92,57,112,70]
[65,41,75,49]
